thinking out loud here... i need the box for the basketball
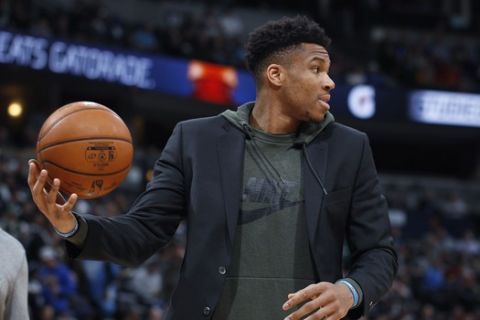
[36,101,133,199]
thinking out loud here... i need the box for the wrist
[54,213,79,238]
[336,279,359,309]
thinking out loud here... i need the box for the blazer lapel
[303,140,328,244]
[217,123,245,244]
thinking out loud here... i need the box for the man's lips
[319,95,331,110]
[319,94,331,103]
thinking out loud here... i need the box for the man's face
[280,43,335,123]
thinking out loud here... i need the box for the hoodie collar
[222,102,335,145]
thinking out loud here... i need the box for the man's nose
[323,75,335,91]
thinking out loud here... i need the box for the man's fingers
[29,159,41,170]
[63,193,78,212]
[283,283,330,310]
[32,169,48,195]
[27,161,40,189]
[47,178,60,206]
[283,288,311,310]
[284,298,321,320]
[284,292,337,320]
[304,304,337,320]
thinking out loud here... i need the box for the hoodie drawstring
[301,143,328,196]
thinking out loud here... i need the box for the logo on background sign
[348,85,376,119]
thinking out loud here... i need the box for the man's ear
[265,64,284,87]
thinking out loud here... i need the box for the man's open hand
[27,160,78,233]
[282,281,353,320]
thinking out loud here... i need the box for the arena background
[0,0,479,319]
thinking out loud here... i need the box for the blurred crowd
[372,30,480,92]
[1,0,479,91]
[1,126,480,319]
[0,0,246,67]
[369,182,480,320]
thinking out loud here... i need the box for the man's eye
[313,67,320,73]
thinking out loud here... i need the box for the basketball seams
[38,106,105,141]
[37,137,133,153]
[38,107,123,142]
[42,161,131,177]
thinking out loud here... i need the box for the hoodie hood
[221,102,334,145]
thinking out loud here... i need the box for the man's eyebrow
[310,55,331,63]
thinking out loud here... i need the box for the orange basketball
[36,101,133,199]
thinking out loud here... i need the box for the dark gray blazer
[67,114,397,319]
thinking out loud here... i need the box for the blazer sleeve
[66,123,186,266]
[345,133,398,319]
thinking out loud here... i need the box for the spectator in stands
[37,246,76,318]
[80,260,121,317]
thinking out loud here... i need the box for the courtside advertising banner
[409,90,480,128]
[0,29,256,105]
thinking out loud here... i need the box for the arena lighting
[7,102,23,118]
[409,90,480,128]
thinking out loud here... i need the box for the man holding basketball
[28,16,397,320]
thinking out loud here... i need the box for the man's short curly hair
[245,15,331,80]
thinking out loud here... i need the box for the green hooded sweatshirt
[213,102,334,319]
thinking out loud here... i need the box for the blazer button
[218,266,226,275]
[203,306,211,316]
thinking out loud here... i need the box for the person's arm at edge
[6,249,29,320]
